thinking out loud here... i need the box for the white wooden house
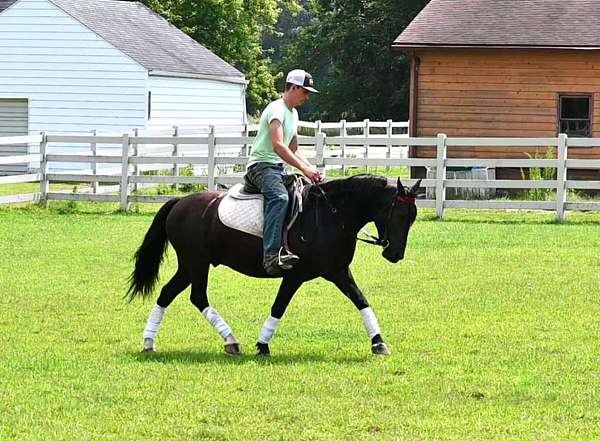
[0,0,247,174]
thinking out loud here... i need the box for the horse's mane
[319,174,388,199]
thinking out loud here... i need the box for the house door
[0,99,28,175]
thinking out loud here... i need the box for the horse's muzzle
[382,247,404,263]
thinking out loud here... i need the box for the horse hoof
[256,342,271,357]
[142,338,155,352]
[371,342,390,355]
[224,342,241,355]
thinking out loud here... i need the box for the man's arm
[269,120,321,182]
[288,136,313,169]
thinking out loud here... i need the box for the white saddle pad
[218,184,264,237]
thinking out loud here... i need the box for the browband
[397,195,415,205]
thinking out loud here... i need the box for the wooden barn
[0,0,247,174]
[393,0,600,180]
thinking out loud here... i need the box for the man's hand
[302,164,323,183]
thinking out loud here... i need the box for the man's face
[293,85,311,106]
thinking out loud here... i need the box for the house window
[559,94,591,137]
[147,91,152,120]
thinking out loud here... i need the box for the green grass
[1,204,600,440]
[0,182,90,196]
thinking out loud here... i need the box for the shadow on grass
[125,349,371,365]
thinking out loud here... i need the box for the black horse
[128,175,420,356]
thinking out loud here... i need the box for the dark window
[147,91,152,120]
[559,95,591,137]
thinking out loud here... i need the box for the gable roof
[1,0,245,82]
[0,1,17,10]
[393,0,600,50]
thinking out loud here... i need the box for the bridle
[357,192,415,249]
[300,183,415,247]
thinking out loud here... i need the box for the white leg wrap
[258,315,281,344]
[360,307,381,338]
[202,307,233,340]
[143,304,166,340]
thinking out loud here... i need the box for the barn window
[559,94,591,137]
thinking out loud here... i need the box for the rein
[357,193,415,248]
[299,183,338,243]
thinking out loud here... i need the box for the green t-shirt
[247,98,298,168]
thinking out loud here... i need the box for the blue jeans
[244,163,289,261]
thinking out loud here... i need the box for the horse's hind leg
[189,261,241,355]
[142,268,190,352]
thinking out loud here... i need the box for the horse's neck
[330,188,389,233]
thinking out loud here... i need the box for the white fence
[2,129,600,221]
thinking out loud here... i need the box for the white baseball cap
[286,69,319,93]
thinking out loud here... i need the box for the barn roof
[0,1,17,10]
[393,0,600,50]
[0,0,245,82]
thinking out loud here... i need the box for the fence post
[435,133,447,219]
[340,119,347,176]
[119,133,130,212]
[386,119,392,172]
[207,125,216,191]
[91,130,99,194]
[364,118,370,173]
[132,128,139,193]
[242,122,249,156]
[39,131,48,208]
[315,131,326,177]
[172,125,179,190]
[556,133,568,221]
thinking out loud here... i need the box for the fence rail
[1,128,600,220]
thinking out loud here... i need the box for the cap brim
[302,86,319,93]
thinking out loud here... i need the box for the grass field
[1,203,600,440]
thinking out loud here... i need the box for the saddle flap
[218,195,264,237]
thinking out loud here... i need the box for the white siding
[0,0,148,170]
[146,76,246,170]
[147,75,245,134]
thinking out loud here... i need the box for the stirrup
[278,248,299,269]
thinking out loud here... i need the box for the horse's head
[374,178,421,263]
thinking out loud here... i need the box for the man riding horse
[244,69,323,276]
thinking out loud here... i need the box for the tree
[278,0,430,121]
[139,0,299,115]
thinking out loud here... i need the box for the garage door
[0,99,28,175]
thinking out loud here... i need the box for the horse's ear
[397,177,407,196]
[409,179,422,197]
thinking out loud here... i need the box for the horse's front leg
[327,267,390,355]
[256,276,304,356]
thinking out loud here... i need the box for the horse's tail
[127,198,180,301]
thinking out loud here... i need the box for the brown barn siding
[411,49,600,179]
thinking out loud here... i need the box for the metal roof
[394,0,600,50]
[1,0,245,81]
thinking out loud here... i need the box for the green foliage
[276,0,430,120]
[139,0,299,115]
[177,165,205,193]
[326,165,410,178]
[521,147,557,201]
[2,207,600,439]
